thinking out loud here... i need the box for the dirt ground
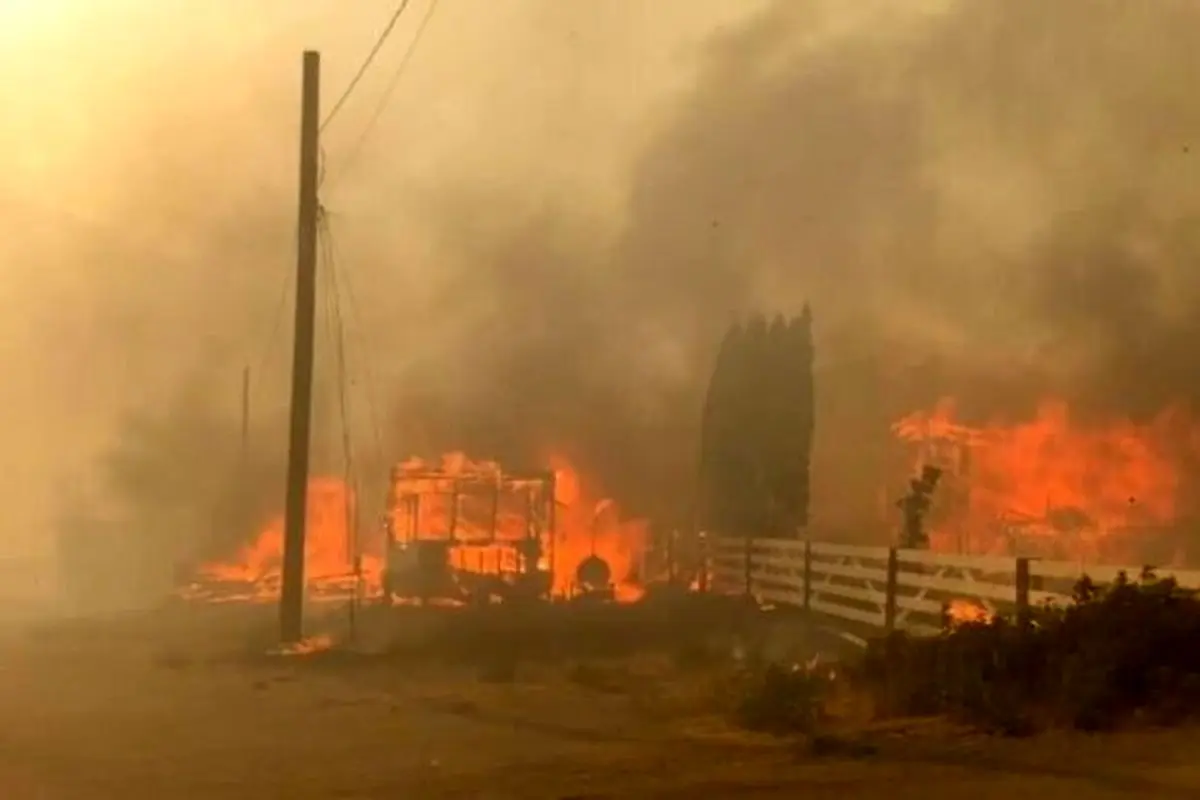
[2,605,1200,799]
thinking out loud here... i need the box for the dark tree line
[697,307,814,538]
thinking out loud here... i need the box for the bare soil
[1,604,1199,799]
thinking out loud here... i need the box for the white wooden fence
[708,536,1200,643]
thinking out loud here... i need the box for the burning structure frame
[381,460,561,603]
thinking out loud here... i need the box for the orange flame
[186,477,383,602]
[945,599,989,626]
[387,452,647,601]
[894,398,1194,562]
[183,453,648,604]
[549,455,648,599]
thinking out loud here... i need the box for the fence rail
[709,536,1200,644]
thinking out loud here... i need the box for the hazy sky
[6,1,1200,583]
[0,0,762,561]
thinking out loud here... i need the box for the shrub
[860,571,1200,733]
[731,661,835,735]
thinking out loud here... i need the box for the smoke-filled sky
[4,1,1200,587]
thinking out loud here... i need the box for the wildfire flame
[181,453,648,604]
[183,478,382,602]
[387,452,648,601]
[894,397,1196,563]
[944,599,990,626]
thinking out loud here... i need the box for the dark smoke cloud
[59,379,286,611]
[47,0,1200,601]
[391,0,1200,535]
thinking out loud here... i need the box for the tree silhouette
[698,307,815,538]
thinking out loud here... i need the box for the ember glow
[181,453,648,604]
[894,398,1196,563]
[944,599,990,626]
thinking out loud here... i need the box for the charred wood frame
[385,464,558,579]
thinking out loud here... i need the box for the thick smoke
[14,1,1200,606]
[6,0,749,607]
[398,0,1200,536]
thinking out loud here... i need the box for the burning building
[382,455,556,603]
[180,477,378,604]
[179,452,648,605]
[893,398,1199,565]
[383,453,648,603]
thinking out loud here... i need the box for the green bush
[860,571,1200,733]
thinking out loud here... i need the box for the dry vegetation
[855,572,1200,734]
[3,591,1200,798]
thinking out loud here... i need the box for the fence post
[1015,557,1031,626]
[884,547,898,632]
[802,539,812,612]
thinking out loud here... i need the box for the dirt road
[1,611,1198,799]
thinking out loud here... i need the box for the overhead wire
[313,0,441,471]
[245,221,307,435]
[320,0,416,135]
[327,0,442,190]
[245,153,322,430]
[322,218,387,474]
[251,251,294,396]
[317,213,354,513]
[318,210,363,625]
[307,1,441,624]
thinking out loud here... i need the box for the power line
[320,0,416,134]
[319,219,354,500]
[318,214,362,623]
[249,224,302,410]
[323,213,387,477]
[328,0,442,189]
[252,265,292,386]
[317,211,339,373]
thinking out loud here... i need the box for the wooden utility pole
[280,50,321,644]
